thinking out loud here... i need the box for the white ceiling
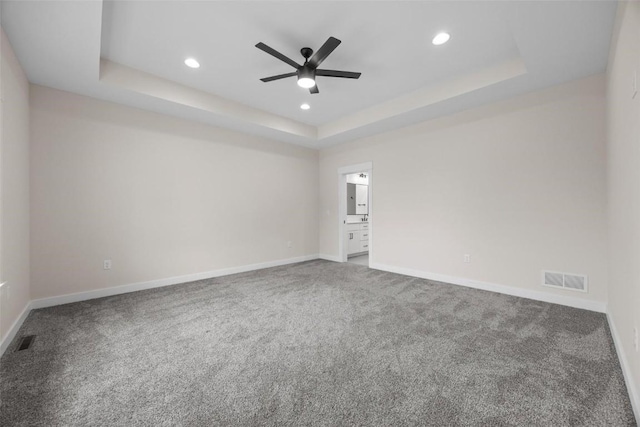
[1,1,617,148]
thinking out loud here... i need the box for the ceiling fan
[255,36,361,94]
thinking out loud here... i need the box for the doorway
[338,163,372,266]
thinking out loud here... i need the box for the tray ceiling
[1,1,617,148]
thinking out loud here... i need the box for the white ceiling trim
[318,56,527,140]
[100,56,527,145]
[100,59,317,140]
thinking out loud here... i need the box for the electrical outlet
[103,259,112,270]
[463,254,471,263]
[286,241,292,248]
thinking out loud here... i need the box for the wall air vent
[543,271,587,292]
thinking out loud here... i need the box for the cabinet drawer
[347,223,361,232]
[360,241,369,251]
[347,222,368,229]
[360,232,369,241]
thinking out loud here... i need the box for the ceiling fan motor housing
[298,66,315,80]
[300,47,313,60]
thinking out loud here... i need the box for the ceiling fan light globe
[297,77,316,88]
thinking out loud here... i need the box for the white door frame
[338,162,373,263]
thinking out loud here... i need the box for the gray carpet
[0,260,636,426]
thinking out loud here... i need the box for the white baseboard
[369,262,607,313]
[607,312,640,423]
[319,254,341,262]
[0,301,32,356]
[30,254,319,310]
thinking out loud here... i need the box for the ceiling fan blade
[260,72,297,82]
[315,69,361,79]
[308,37,341,69]
[309,85,319,94]
[255,42,300,69]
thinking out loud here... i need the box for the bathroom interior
[346,172,369,266]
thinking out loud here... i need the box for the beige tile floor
[347,254,369,266]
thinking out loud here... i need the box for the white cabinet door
[355,185,368,214]
[348,230,361,254]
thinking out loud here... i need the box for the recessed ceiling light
[300,103,310,110]
[432,32,450,46]
[184,58,200,68]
